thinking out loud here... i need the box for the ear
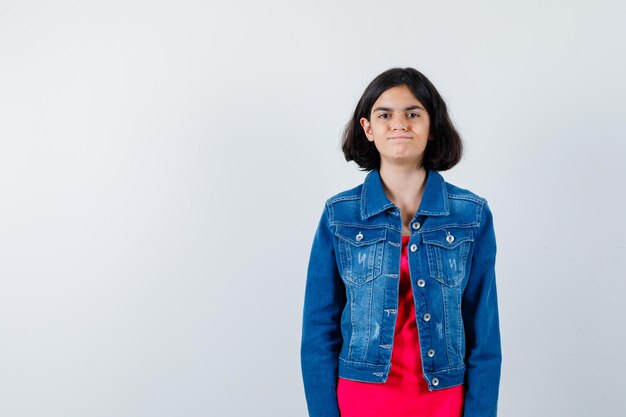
[359,117,374,142]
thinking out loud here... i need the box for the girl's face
[360,84,431,169]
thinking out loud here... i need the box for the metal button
[412,221,421,230]
[432,377,439,386]
[417,279,426,287]
[356,232,364,241]
[423,313,431,321]
[446,233,454,244]
[427,349,435,358]
[410,243,418,252]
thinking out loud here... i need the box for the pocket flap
[422,227,473,249]
[335,225,387,246]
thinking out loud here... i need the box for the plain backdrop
[1,1,625,416]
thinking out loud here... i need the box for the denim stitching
[456,288,463,363]
[337,240,349,276]
[420,224,478,233]
[360,282,374,362]
[334,222,389,230]
[378,289,388,362]
[472,199,487,225]
[441,285,452,366]
[328,194,360,204]
[347,284,356,359]
[325,200,335,224]
[343,240,353,282]
[380,289,396,363]
[434,244,443,280]
[448,193,486,205]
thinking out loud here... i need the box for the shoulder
[317,181,365,226]
[438,172,492,225]
[324,183,363,205]
[442,175,487,205]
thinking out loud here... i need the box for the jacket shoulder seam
[447,193,486,205]
[327,194,360,204]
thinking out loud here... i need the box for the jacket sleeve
[462,201,502,417]
[300,203,346,417]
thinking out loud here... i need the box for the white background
[1,1,625,416]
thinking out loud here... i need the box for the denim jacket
[301,168,501,417]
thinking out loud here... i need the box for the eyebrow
[372,105,425,113]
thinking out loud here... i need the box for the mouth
[388,136,411,140]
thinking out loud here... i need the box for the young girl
[301,67,501,417]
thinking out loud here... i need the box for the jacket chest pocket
[422,227,474,287]
[335,226,386,285]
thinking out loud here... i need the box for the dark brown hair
[341,67,463,171]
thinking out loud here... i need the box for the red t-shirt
[337,235,465,417]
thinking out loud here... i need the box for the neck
[378,163,428,207]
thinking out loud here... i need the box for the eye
[407,112,419,118]
[378,113,390,119]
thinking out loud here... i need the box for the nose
[391,115,408,131]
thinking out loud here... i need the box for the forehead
[373,85,423,107]
[372,85,425,112]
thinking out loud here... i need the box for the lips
[388,136,411,140]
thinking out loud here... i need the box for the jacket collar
[361,168,449,220]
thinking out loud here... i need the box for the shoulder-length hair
[341,67,463,172]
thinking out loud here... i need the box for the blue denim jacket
[301,168,501,417]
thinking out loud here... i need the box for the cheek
[415,120,430,133]
[370,125,387,136]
